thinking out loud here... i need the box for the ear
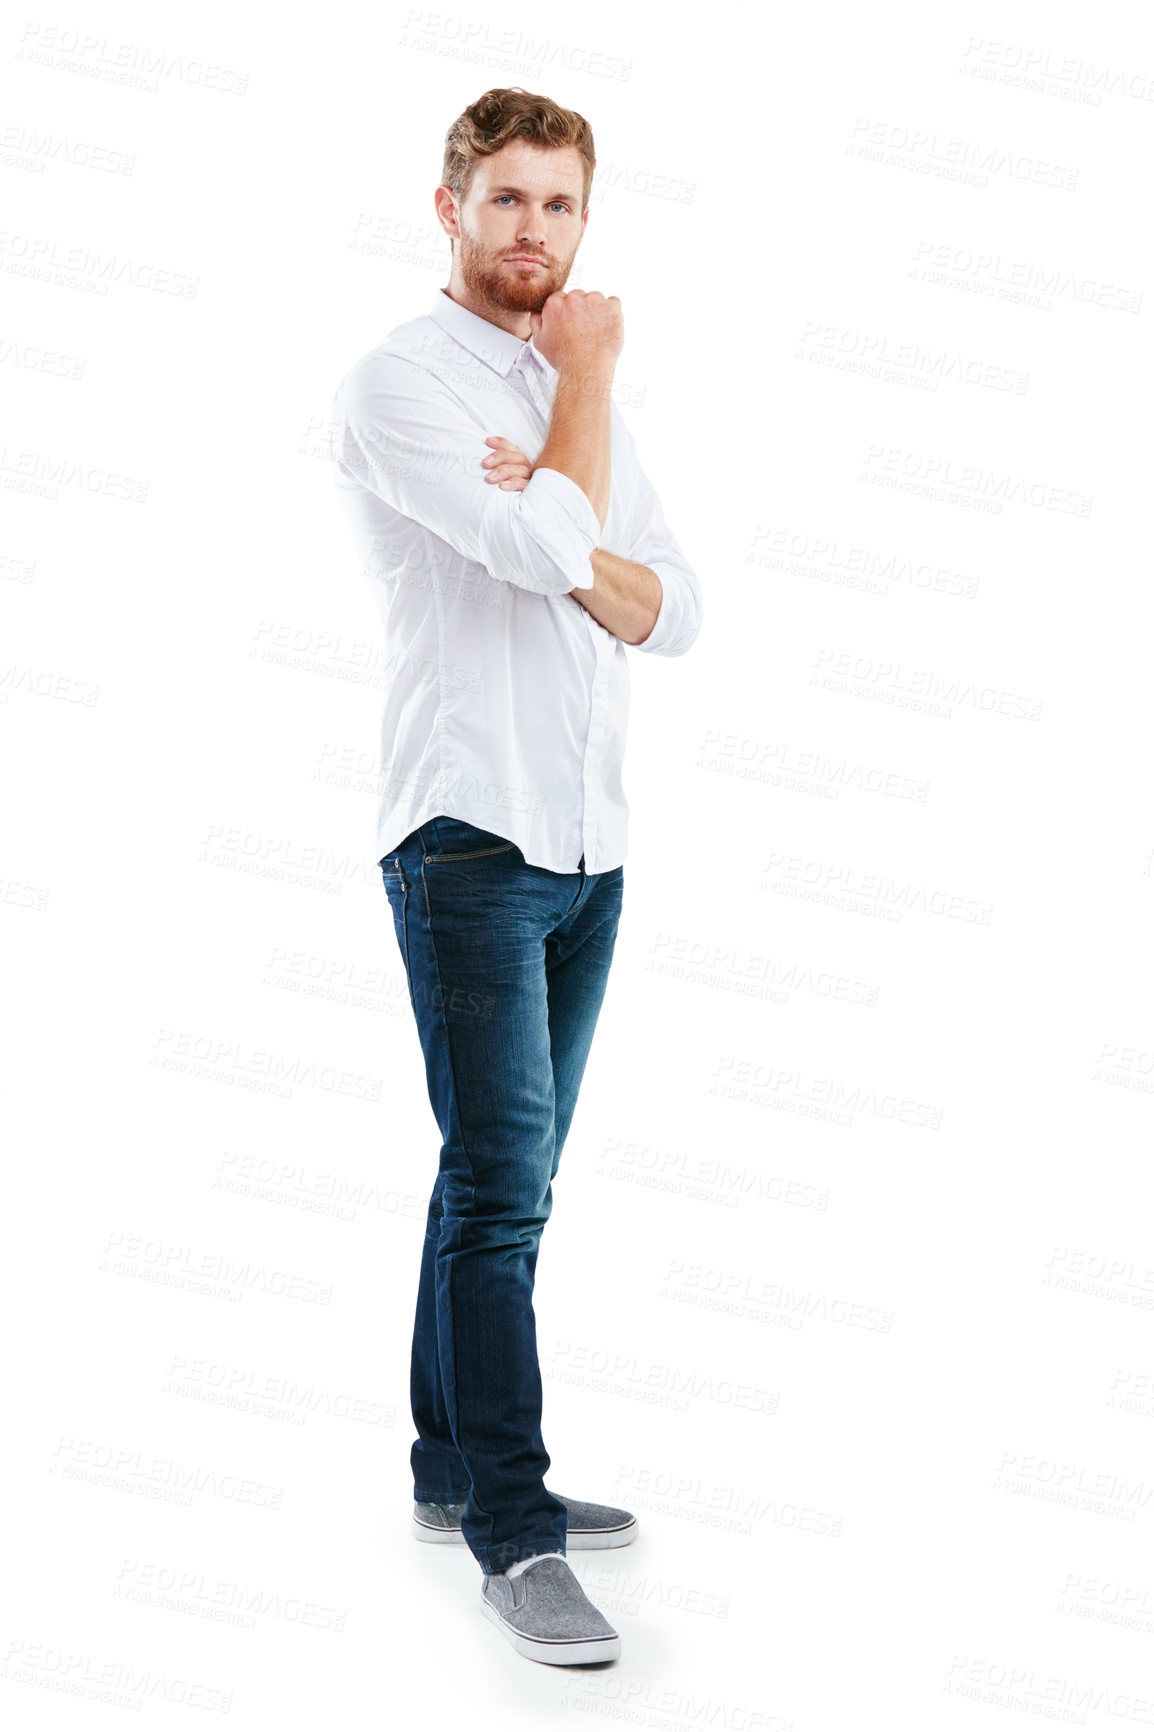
[433,184,459,241]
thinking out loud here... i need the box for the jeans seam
[417,854,482,1551]
[383,861,415,1014]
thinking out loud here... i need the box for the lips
[506,257,546,268]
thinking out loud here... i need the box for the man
[329,87,702,1666]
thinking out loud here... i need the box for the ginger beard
[454,221,576,315]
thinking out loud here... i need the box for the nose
[515,209,548,251]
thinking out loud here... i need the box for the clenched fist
[529,290,624,375]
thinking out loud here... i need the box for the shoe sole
[479,1592,621,1664]
[412,1515,638,1549]
[410,1517,465,1544]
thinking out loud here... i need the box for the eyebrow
[487,183,579,201]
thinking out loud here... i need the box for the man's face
[445,141,587,313]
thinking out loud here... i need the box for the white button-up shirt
[329,287,702,873]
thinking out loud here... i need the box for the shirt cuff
[632,560,698,655]
[528,465,600,591]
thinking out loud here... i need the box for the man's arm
[532,368,614,529]
[485,431,667,644]
[575,548,663,646]
[529,293,619,530]
[548,401,702,657]
[532,355,662,637]
[331,350,600,597]
[518,288,700,650]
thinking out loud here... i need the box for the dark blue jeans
[379,813,624,1575]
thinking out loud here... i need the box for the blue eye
[494,197,570,212]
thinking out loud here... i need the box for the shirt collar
[429,287,554,379]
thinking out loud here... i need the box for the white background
[3,0,1153,1726]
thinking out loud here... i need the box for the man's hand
[529,290,624,375]
[481,435,534,490]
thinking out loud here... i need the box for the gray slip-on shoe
[412,1492,638,1549]
[480,1554,621,1665]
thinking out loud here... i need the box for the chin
[494,277,553,312]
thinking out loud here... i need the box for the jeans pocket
[422,815,518,863]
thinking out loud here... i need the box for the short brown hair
[442,87,596,218]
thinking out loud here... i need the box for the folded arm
[556,409,702,655]
[484,414,702,654]
[577,548,663,646]
[331,351,599,597]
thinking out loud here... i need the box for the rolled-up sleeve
[331,350,599,596]
[617,416,703,657]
